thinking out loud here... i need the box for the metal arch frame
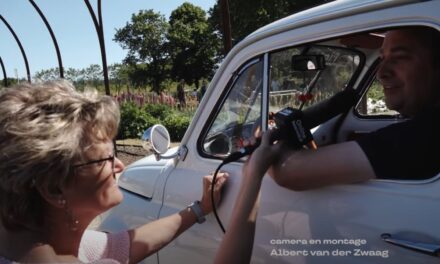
[0,1,110,90]
[0,57,7,87]
[83,0,116,154]
[84,0,110,96]
[29,0,64,78]
[0,15,31,82]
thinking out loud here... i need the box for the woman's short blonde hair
[0,80,120,230]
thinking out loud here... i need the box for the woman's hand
[200,172,228,215]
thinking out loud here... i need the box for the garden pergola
[0,0,111,96]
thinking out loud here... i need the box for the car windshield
[269,45,362,112]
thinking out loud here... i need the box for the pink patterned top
[0,230,130,264]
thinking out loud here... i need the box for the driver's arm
[269,141,376,191]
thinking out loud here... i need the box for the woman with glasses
[0,80,228,263]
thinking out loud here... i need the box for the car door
[157,56,265,263]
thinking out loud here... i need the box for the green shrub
[368,80,385,102]
[118,102,191,141]
[118,102,159,139]
[143,103,173,120]
[162,113,191,142]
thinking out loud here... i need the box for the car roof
[245,0,422,43]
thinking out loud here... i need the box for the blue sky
[0,1,216,79]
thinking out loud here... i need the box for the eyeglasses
[73,154,115,173]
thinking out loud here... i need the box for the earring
[57,199,66,207]
[62,199,80,232]
[69,216,80,232]
[30,178,36,187]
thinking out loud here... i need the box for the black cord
[211,161,227,233]
[210,139,262,234]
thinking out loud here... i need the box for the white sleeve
[79,230,130,264]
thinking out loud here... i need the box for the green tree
[209,0,332,50]
[82,64,103,88]
[34,67,82,84]
[114,10,170,93]
[108,63,129,92]
[33,68,59,81]
[127,64,149,89]
[168,2,220,88]
[0,78,18,88]
[65,68,80,83]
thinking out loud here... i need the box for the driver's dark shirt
[355,106,440,180]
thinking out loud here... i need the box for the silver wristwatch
[188,200,206,224]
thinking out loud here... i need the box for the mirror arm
[154,152,178,161]
[179,145,188,161]
[154,145,188,161]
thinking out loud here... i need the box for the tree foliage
[114,10,170,93]
[167,3,220,87]
[0,78,18,88]
[209,0,333,49]
[33,68,60,81]
[82,64,103,88]
[33,65,102,89]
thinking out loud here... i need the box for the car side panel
[253,176,440,263]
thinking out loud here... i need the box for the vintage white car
[99,0,440,263]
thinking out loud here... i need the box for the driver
[266,26,440,190]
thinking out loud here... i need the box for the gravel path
[116,144,151,166]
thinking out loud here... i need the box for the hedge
[118,102,190,142]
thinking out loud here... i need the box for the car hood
[118,146,179,199]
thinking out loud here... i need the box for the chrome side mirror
[141,124,179,160]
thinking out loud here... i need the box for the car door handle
[381,233,440,257]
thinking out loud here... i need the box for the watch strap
[189,200,206,224]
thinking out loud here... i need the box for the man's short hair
[405,26,440,68]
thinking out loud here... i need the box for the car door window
[202,58,263,157]
[356,78,399,116]
[269,45,363,113]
